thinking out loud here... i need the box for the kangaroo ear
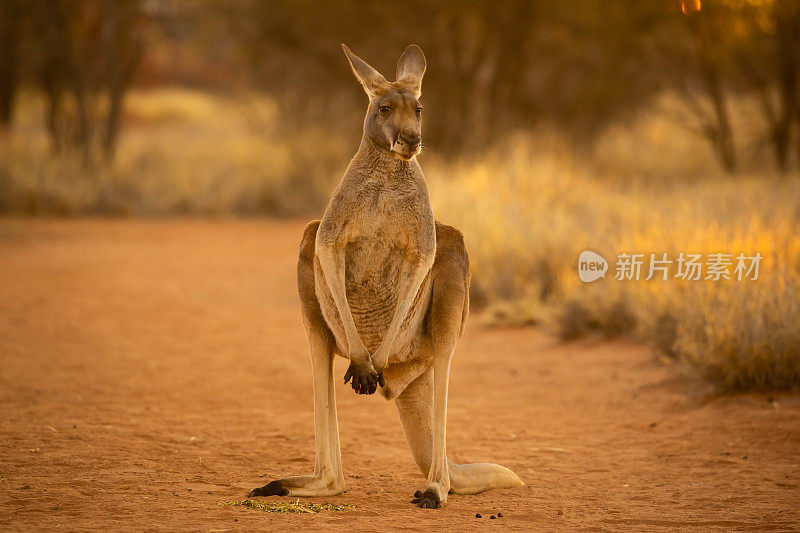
[396,44,426,98]
[342,44,390,99]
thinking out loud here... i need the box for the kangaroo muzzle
[392,132,422,159]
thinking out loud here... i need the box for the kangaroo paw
[343,361,384,395]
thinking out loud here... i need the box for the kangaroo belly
[345,249,400,352]
[314,239,431,362]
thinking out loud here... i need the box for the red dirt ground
[1,218,798,531]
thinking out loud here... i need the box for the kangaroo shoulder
[433,221,469,270]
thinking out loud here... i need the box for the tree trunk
[702,59,737,173]
[773,0,800,174]
[104,40,143,161]
[0,0,19,128]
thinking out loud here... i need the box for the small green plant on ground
[222,499,355,513]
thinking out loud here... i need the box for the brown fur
[249,44,522,508]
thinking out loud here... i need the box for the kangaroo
[249,44,523,509]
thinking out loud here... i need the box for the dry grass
[428,134,800,391]
[0,89,345,216]
[2,88,799,390]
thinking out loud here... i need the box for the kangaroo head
[342,44,426,161]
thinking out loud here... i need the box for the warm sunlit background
[1,0,798,390]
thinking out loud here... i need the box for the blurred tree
[648,1,741,173]
[733,0,800,173]
[22,0,145,161]
[9,0,797,174]
[211,0,665,156]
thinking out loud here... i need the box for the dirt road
[1,219,798,531]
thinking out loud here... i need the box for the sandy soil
[0,218,798,532]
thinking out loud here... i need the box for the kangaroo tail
[448,458,524,495]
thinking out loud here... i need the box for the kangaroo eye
[415,107,422,115]
[379,105,391,113]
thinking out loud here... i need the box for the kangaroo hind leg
[249,221,345,498]
[397,223,523,509]
[399,223,469,508]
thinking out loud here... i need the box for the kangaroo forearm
[316,248,366,357]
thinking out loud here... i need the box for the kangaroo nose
[398,132,421,152]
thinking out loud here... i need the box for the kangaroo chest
[316,179,433,358]
[343,202,430,354]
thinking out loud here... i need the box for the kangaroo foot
[248,475,345,498]
[410,487,441,509]
[248,480,289,497]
